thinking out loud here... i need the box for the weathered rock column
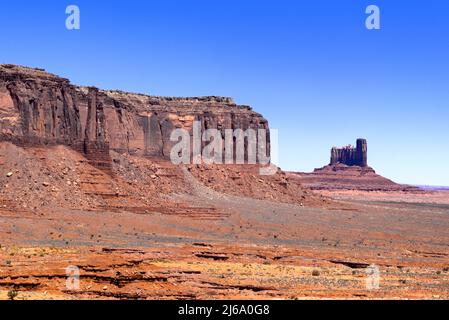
[83,87,112,173]
[356,138,368,167]
[330,147,339,165]
[85,87,107,145]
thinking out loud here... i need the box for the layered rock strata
[0,65,270,171]
[330,139,368,167]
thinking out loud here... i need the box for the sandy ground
[0,143,448,300]
[1,174,448,300]
[319,189,449,205]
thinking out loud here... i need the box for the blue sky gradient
[1,0,448,185]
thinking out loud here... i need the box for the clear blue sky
[1,0,448,185]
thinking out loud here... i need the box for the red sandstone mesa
[0,64,321,212]
[0,64,270,170]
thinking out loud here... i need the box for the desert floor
[1,182,448,300]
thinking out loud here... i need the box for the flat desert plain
[0,176,448,300]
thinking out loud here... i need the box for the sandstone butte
[289,139,420,192]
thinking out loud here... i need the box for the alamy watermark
[66,5,80,30]
[365,264,380,290]
[66,265,80,290]
[64,5,379,31]
[169,121,278,175]
[60,4,375,175]
[366,5,380,30]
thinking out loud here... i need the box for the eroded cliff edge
[0,64,269,168]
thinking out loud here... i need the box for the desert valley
[0,65,448,300]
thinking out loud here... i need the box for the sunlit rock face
[0,64,270,170]
[330,139,368,167]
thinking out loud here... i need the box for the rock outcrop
[0,64,270,171]
[0,64,331,212]
[330,139,367,167]
[290,139,418,191]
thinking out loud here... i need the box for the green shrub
[7,290,18,300]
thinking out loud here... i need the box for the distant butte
[331,138,368,167]
[289,139,419,191]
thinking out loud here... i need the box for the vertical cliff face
[356,139,368,167]
[93,91,270,159]
[0,65,270,169]
[330,139,368,167]
[0,65,82,145]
